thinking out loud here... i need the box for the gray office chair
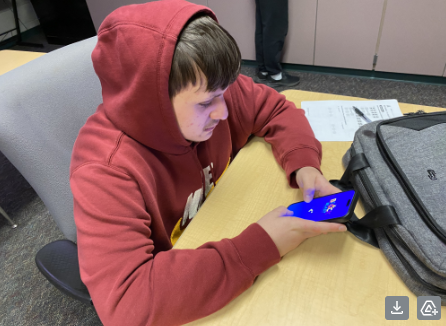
[0,36,101,305]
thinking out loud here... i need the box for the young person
[253,0,300,87]
[70,1,346,325]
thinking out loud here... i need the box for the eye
[199,101,212,109]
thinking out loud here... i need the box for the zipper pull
[404,110,425,116]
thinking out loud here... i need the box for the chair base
[0,205,17,228]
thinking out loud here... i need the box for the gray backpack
[338,111,446,304]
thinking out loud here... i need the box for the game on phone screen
[287,190,356,222]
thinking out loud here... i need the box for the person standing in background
[253,0,301,87]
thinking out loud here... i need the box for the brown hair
[169,15,241,98]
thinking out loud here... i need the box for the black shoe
[266,72,300,88]
[253,71,268,84]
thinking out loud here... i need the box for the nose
[210,97,228,121]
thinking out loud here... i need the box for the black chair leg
[0,205,17,228]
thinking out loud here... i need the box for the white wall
[85,0,151,31]
[0,0,39,43]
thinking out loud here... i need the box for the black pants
[255,0,288,75]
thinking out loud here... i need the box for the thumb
[275,206,293,217]
[282,209,294,217]
[303,188,315,203]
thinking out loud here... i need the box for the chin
[197,135,211,142]
[185,128,215,142]
[186,134,210,142]
[200,132,214,142]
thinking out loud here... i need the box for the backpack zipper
[375,112,446,244]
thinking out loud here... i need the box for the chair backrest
[0,37,101,242]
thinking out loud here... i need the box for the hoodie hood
[91,0,216,154]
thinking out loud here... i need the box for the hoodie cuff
[230,223,281,277]
[283,147,322,189]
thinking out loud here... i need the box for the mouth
[204,123,218,132]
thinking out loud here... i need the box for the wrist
[295,166,321,177]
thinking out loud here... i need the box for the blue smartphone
[287,190,357,223]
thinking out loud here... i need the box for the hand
[257,206,347,257]
[295,166,341,203]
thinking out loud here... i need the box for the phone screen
[287,190,356,222]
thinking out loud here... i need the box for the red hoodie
[70,1,322,325]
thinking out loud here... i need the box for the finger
[290,217,315,230]
[303,187,315,203]
[274,206,291,216]
[294,218,346,233]
[316,222,347,233]
[282,209,294,217]
[301,174,318,202]
[317,184,342,197]
[295,169,319,202]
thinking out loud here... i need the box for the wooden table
[0,49,45,75]
[175,90,445,325]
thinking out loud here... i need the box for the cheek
[178,112,193,128]
[187,112,206,127]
